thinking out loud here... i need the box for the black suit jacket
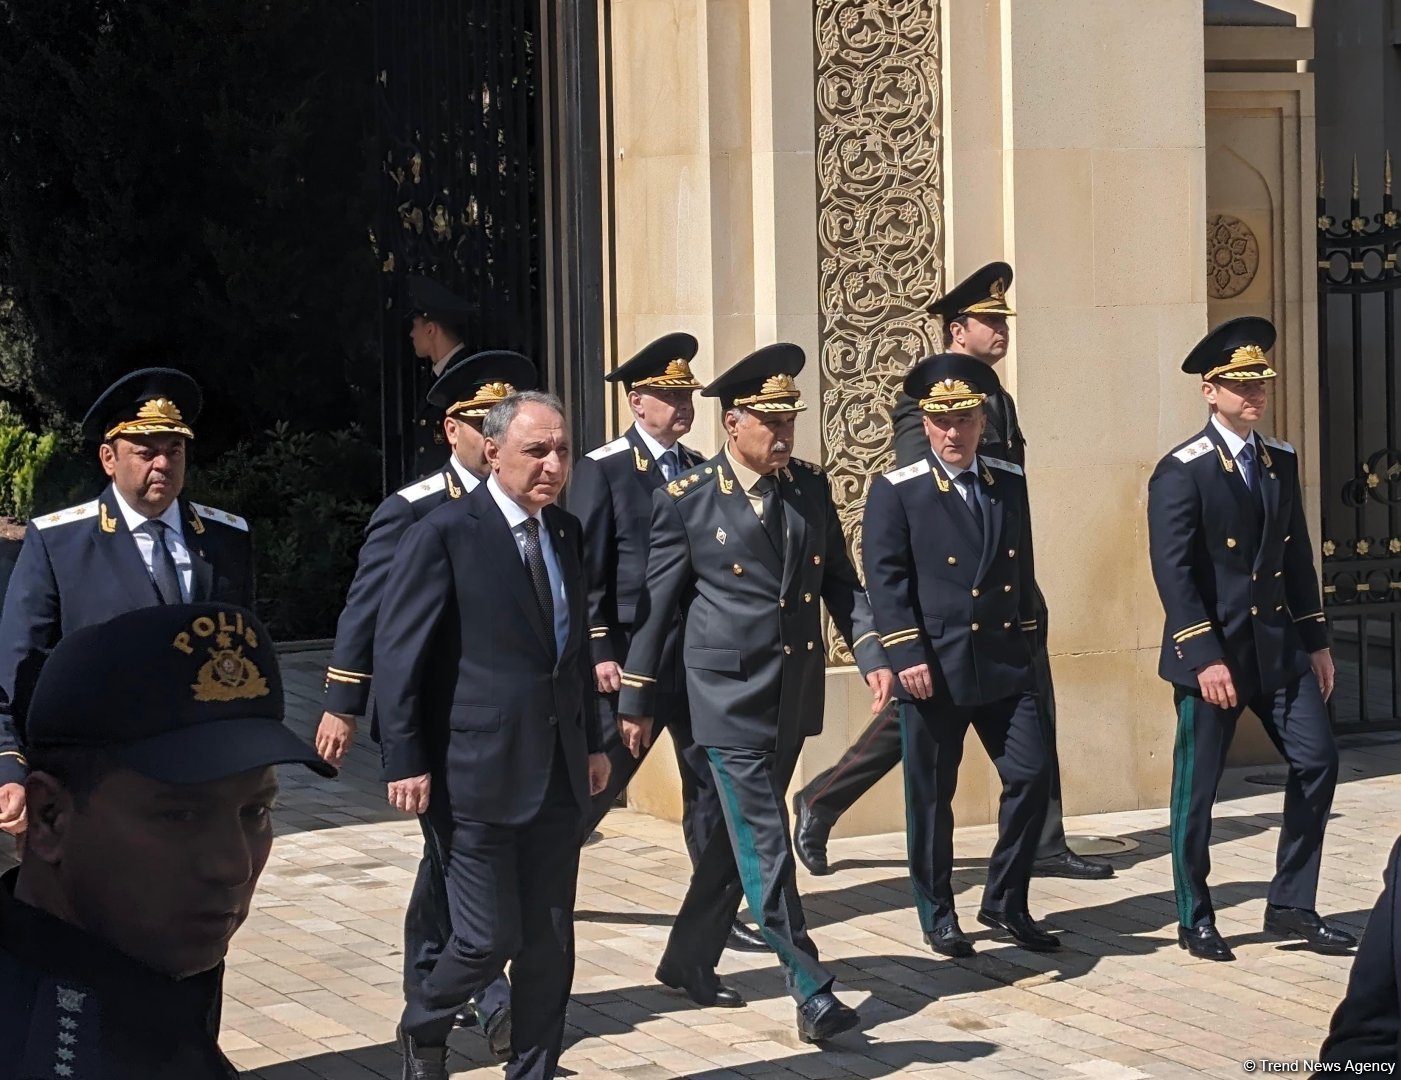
[323,464,474,722]
[1147,423,1327,695]
[618,452,886,751]
[0,486,253,784]
[373,482,602,825]
[569,424,703,673]
[863,453,1038,706]
[1321,836,1401,1065]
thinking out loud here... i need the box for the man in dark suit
[571,333,765,954]
[863,353,1057,957]
[315,350,535,1059]
[792,262,1112,882]
[1320,837,1401,1065]
[404,275,475,476]
[375,390,609,1080]
[618,344,893,1043]
[0,368,252,836]
[1148,317,1353,962]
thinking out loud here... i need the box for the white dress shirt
[487,475,568,655]
[633,425,680,480]
[931,452,983,505]
[113,490,193,601]
[448,454,482,494]
[1210,415,1258,488]
[431,342,468,378]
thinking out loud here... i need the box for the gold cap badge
[105,397,195,441]
[1204,344,1278,383]
[632,357,703,391]
[733,373,807,413]
[919,377,987,414]
[447,380,517,418]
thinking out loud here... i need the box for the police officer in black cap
[864,353,1057,957]
[0,368,252,838]
[1149,317,1353,962]
[315,351,535,1059]
[792,262,1113,883]
[404,275,478,475]
[618,343,892,1043]
[570,334,765,954]
[0,601,333,1079]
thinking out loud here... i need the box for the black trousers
[661,742,830,1004]
[402,761,581,1080]
[1170,673,1338,928]
[583,690,722,867]
[899,693,1051,931]
[799,626,1068,857]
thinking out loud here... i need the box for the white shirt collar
[432,342,467,378]
[930,451,981,484]
[631,424,678,465]
[112,487,184,535]
[1210,414,1256,459]
[486,474,539,529]
[447,454,482,493]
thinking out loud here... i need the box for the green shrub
[190,422,382,640]
[0,402,72,521]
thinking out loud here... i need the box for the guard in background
[571,333,766,955]
[618,344,893,1044]
[863,353,1056,957]
[404,275,476,476]
[0,602,333,1079]
[1148,317,1353,962]
[315,350,535,1060]
[792,262,1112,882]
[0,368,252,836]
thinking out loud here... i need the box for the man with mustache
[0,601,334,1078]
[792,262,1113,887]
[0,369,252,839]
[618,344,893,1043]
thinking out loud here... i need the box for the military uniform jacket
[892,385,1026,469]
[863,454,1038,707]
[412,344,467,476]
[569,425,704,675]
[617,453,886,751]
[1147,423,1328,694]
[373,482,603,825]
[0,486,252,785]
[0,869,235,1079]
[323,463,475,721]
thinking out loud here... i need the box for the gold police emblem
[193,645,270,703]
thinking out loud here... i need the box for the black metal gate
[1317,154,1401,731]
[370,2,605,492]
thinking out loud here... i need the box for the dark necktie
[959,472,984,537]
[139,519,182,604]
[757,474,784,556]
[1237,442,1255,491]
[659,449,678,481]
[521,518,556,652]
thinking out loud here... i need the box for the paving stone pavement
[173,652,1401,1076]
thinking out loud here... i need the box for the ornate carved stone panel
[815,0,943,661]
[1206,213,1260,299]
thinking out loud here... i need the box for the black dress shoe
[924,923,975,958]
[481,1004,512,1062]
[583,830,604,847]
[792,795,833,876]
[1177,923,1235,962]
[656,958,745,1008]
[726,919,769,953]
[1032,849,1114,880]
[1264,905,1358,954]
[796,990,860,1044]
[396,1024,448,1080]
[977,909,1061,952]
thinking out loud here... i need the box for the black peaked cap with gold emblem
[403,274,477,331]
[81,368,202,443]
[702,342,807,413]
[927,261,1016,321]
[425,350,537,419]
[1181,316,1278,382]
[607,332,703,391]
[25,603,335,783]
[904,352,1002,414]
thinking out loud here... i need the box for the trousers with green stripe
[660,743,831,1004]
[1169,673,1337,929]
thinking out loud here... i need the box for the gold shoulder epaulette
[32,500,99,532]
[790,458,823,474]
[666,468,716,499]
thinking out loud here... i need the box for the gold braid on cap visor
[1203,344,1277,382]
[959,278,1016,317]
[630,358,703,390]
[919,378,987,414]
[105,397,195,440]
[732,373,806,413]
[447,381,517,418]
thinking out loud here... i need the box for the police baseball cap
[25,603,336,784]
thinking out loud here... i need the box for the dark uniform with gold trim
[863,354,1055,952]
[322,351,534,1037]
[0,370,251,787]
[404,276,476,477]
[619,345,886,1039]
[569,334,718,859]
[1149,317,1351,959]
